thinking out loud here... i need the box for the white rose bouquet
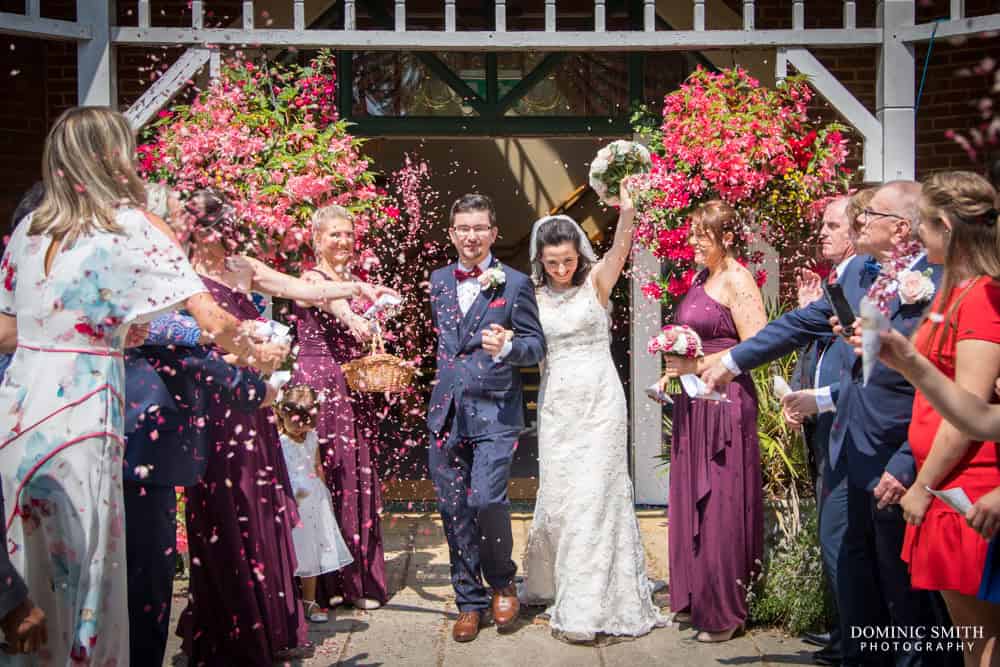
[588,140,652,205]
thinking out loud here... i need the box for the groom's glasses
[452,225,493,237]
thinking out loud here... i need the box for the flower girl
[275,385,355,622]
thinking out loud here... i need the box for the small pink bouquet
[648,324,704,394]
[648,324,704,357]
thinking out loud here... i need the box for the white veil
[528,214,598,285]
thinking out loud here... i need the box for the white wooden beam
[693,0,705,30]
[545,0,555,32]
[242,0,253,29]
[394,0,404,31]
[844,1,856,29]
[125,47,211,129]
[743,0,754,31]
[445,0,455,32]
[899,13,1000,41]
[643,0,655,31]
[495,0,505,31]
[294,0,305,31]
[345,0,355,30]
[878,0,915,181]
[0,12,92,39]
[792,0,804,30]
[25,0,39,18]
[77,0,115,106]
[594,0,605,32]
[951,0,964,20]
[783,47,884,182]
[138,0,150,28]
[191,0,202,29]
[111,27,883,49]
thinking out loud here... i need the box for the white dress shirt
[456,254,494,315]
[455,254,512,361]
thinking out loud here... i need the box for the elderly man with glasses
[702,181,957,667]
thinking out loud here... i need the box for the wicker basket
[341,334,416,393]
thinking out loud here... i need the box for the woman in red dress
[898,171,1000,667]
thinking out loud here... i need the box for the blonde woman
[0,107,283,665]
[287,205,390,611]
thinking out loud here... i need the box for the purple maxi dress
[668,271,763,633]
[290,270,388,605]
[176,277,308,664]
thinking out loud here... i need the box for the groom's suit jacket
[428,260,546,437]
[730,253,941,491]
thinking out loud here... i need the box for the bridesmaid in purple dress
[291,204,389,610]
[173,192,384,663]
[656,200,767,642]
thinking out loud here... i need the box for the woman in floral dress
[0,108,281,665]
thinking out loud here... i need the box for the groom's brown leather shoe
[453,611,485,643]
[492,585,519,631]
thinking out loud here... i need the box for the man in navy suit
[703,182,955,666]
[427,194,545,643]
[123,318,271,666]
[784,196,855,665]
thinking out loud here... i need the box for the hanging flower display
[138,51,385,273]
[630,66,853,313]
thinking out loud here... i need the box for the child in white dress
[275,385,354,623]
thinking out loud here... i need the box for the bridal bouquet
[589,140,652,205]
[648,324,704,394]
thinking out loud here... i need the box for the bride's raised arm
[592,185,636,306]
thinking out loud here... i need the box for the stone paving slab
[164,511,814,666]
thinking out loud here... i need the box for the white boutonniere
[478,265,507,290]
[897,268,936,305]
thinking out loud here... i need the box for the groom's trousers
[429,424,519,612]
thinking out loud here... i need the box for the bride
[513,188,668,644]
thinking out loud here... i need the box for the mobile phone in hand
[823,282,857,335]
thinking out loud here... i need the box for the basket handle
[370,328,385,356]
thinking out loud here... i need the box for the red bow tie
[454,266,483,282]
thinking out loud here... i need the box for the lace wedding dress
[520,274,668,639]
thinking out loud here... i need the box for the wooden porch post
[76,0,116,107]
[878,0,916,181]
[631,245,668,505]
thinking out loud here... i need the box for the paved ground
[165,511,815,666]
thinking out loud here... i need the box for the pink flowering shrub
[946,53,998,178]
[139,51,382,272]
[631,67,852,313]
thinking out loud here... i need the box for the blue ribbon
[863,258,882,277]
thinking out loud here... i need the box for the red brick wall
[1,0,998,231]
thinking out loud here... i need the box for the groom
[428,194,545,643]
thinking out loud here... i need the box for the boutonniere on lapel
[866,239,924,315]
[478,265,507,290]
[897,268,936,305]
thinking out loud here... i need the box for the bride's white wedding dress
[520,274,668,638]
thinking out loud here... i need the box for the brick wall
[1,0,997,231]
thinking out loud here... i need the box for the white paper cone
[772,376,792,399]
[363,293,403,319]
[859,297,890,386]
[680,374,729,402]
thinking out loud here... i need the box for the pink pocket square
[489,298,507,309]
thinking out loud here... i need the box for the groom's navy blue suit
[729,253,956,667]
[428,258,545,612]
